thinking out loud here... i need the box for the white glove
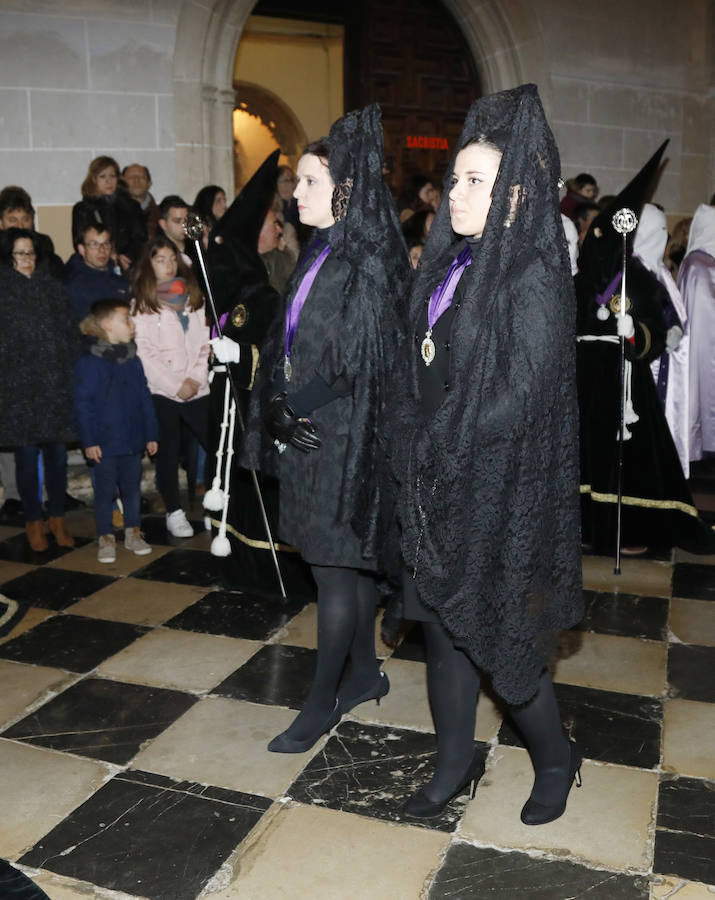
[616,314,635,339]
[210,336,241,364]
[666,325,683,353]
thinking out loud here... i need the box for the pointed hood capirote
[205,150,281,323]
[213,149,280,255]
[387,84,583,705]
[577,140,669,295]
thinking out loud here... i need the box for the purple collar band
[428,244,472,330]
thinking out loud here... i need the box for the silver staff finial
[612,208,638,235]
[184,211,205,242]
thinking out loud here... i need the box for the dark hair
[158,194,189,220]
[573,172,597,190]
[80,298,131,339]
[302,139,331,162]
[399,173,438,213]
[402,208,434,247]
[77,222,113,245]
[80,156,120,198]
[121,163,151,182]
[277,165,294,178]
[192,185,225,229]
[0,186,34,218]
[573,201,600,227]
[596,194,616,211]
[132,235,202,315]
[0,227,42,266]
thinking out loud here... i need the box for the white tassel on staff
[211,393,236,557]
[203,372,230,512]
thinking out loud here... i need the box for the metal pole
[611,208,638,575]
[185,214,287,599]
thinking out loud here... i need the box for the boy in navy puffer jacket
[74,299,158,563]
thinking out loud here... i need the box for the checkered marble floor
[0,504,714,899]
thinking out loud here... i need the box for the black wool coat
[243,242,374,569]
[0,266,83,447]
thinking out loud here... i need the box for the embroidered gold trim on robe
[207,517,300,552]
[579,484,699,518]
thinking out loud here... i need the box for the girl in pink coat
[132,235,210,537]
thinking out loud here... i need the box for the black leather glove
[264,391,321,453]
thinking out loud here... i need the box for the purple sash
[428,245,472,329]
[285,243,332,362]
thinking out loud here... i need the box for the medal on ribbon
[421,244,472,366]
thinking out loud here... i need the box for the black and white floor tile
[0,502,714,899]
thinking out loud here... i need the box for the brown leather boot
[48,516,75,548]
[25,519,48,552]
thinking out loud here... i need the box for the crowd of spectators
[0,151,712,561]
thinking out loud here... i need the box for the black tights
[422,622,568,803]
[281,564,379,742]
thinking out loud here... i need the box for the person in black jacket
[0,185,64,279]
[72,156,147,270]
[242,106,410,754]
[0,228,83,552]
[74,299,158,563]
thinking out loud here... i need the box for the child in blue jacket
[74,298,158,562]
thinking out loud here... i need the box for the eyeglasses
[12,250,36,258]
[85,241,112,250]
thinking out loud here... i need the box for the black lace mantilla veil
[241,103,411,561]
[390,84,583,705]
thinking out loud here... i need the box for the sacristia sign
[406,135,449,150]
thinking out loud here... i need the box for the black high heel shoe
[267,700,341,754]
[402,748,485,819]
[337,671,390,715]
[520,740,582,825]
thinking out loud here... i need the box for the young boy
[74,299,158,562]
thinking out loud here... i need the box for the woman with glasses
[0,229,83,551]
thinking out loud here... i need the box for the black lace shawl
[241,104,411,562]
[389,84,583,704]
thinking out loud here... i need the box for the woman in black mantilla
[387,85,583,822]
[242,105,410,753]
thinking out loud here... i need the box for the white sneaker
[124,526,152,555]
[97,534,116,563]
[166,509,194,538]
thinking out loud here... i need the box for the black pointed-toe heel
[338,671,390,715]
[402,748,485,819]
[520,740,582,826]
[267,700,341,754]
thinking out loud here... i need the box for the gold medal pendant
[421,330,436,366]
[284,357,292,382]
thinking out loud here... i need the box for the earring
[331,178,353,222]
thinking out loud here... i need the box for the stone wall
[0,0,712,257]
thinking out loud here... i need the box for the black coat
[72,191,147,263]
[0,266,82,447]
[246,243,363,567]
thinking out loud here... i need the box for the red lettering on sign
[406,135,448,150]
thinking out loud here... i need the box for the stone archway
[173,0,547,198]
